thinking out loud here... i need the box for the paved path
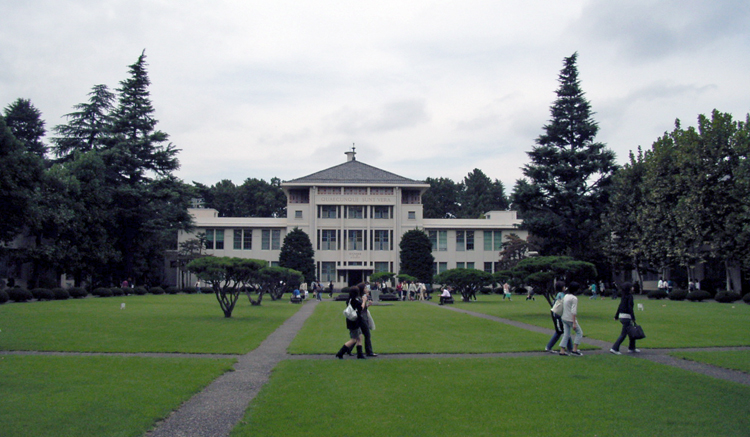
[144,299,318,437]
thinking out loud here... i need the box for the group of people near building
[395,281,428,301]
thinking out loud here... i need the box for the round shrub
[112,287,125,297]
[743,293,750,304]
[182,287,198,294]
[132,286,148,295]
[668,289,688,301]
[9,288,33,302]
[714,291,741,303]
[92,287,114,298]
[0,290,9,304]
[68,287,88,298]
[52,288,70,300]
[200,287,213,294]
[165,286,179,295]
[687,290,711,302]
[31,288,55,301]
[647,289,668,300]
[149,286,165,295]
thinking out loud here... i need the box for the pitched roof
[283,159,427,186]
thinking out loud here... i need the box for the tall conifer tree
[512,53,617,260]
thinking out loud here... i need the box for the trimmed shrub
[69,287,88,298]
[182,287,198,294]
[0,290,9,304]
[9,288,33,302]
[132,286,148,295]
[668,289,688,301]
[647,289,668,300]
[92,287,114,298]
[743,293,750,304]
[149,286,165,295]
[52,288,70,300]
[31,288,55,301]
[165,286,179,295]
[112,287,125,297]
[714,291,741,303]
[200,287,213,294]
[687,290,711,302]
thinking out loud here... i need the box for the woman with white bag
[335,287,367,359]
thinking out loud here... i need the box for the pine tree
[512,53,617,260]
[399,229,435,284]
[51,84,115,160]
[278,228,316,283]
[3,98,47,159]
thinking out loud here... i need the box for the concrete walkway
[145,299,318,437]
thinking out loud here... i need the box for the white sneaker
[627,349,641,353]
[609,349,622,355]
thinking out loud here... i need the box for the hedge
[8,288,33,302]
[714,291,741,303]
[52,288,70,300]
[132,286,148,295]
[149,286,165,295]
[92,287,114,298]
[668,289,687,301]
[69,287,88,298]
[0,290,8,304]
[31,288,55,301]
[687,290,712,302]
[647,289,668,300]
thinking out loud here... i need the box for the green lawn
[670,350,750,374]
[453,294,750,348]
[0,354,235,437]
[289,300,551,354]
[0,294,302,354]
[233,355,750,437]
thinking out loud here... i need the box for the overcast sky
[2,0,749,191]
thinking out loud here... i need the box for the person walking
[545,282,573,353]
[609,282,639,355]
[328,281,334,298]
[335,287,367,359]
[589,281,598,299]
[503,282,512,300]
[559,282,583,356]
[357,282,378,357]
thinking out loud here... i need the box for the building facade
[175,150,527,288]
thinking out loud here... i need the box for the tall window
[321,262,336,282]
[429,230,437,251]
[373,230,389,251]
[372,206,390,219]
[205,229,224,250]
[233,229,252,250]
[374,262,389,273]
[346,205,364,219]
[466,231,474,251]
[438,231,447,252]
[262,229,281,250]
[347,230,363,250]
[494,230,503,251]
[456,231,465,251]
[484,231,492,251]
[484,262,493,273]
[321,230,337,250]
[320,205,337,219]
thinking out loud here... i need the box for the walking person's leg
[560,321,572,355]
[611,319,630,354]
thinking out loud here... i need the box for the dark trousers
[612,318,636,351]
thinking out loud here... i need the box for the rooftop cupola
[345,145,356,162]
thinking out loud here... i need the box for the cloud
[326,99,430,135]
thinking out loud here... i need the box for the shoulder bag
[343,303,358,321]
[551,299,563,316]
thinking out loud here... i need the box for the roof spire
[345,144,357,162]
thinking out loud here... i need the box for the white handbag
[551,299,563,316]
[344,303,358,321]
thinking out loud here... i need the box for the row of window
[435,262,503,274]
[317,205,395,219]
[318,229,394,251]
[428,230,505,252]
[204,228,281,251]
[316,261,394,282]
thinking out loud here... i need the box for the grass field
[2,293,749,437]
[289,300,551,354]
[233,355,750,437]
[453,294,750,348]
[0,294,302,354]
[670,350,750,374]
[0,354,235,437]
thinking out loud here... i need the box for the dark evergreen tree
[512,52,617,260]
[3,98,47,159]
[278,228,316,283]
[399,229,435,284]
[0,115,43,243]
[422,177,461,218]
[460,169,508,218]
[51,84,114,160]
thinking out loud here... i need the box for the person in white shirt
[559,282,583,356]
[439,286,452,305]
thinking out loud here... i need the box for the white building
[176,150,527,288]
